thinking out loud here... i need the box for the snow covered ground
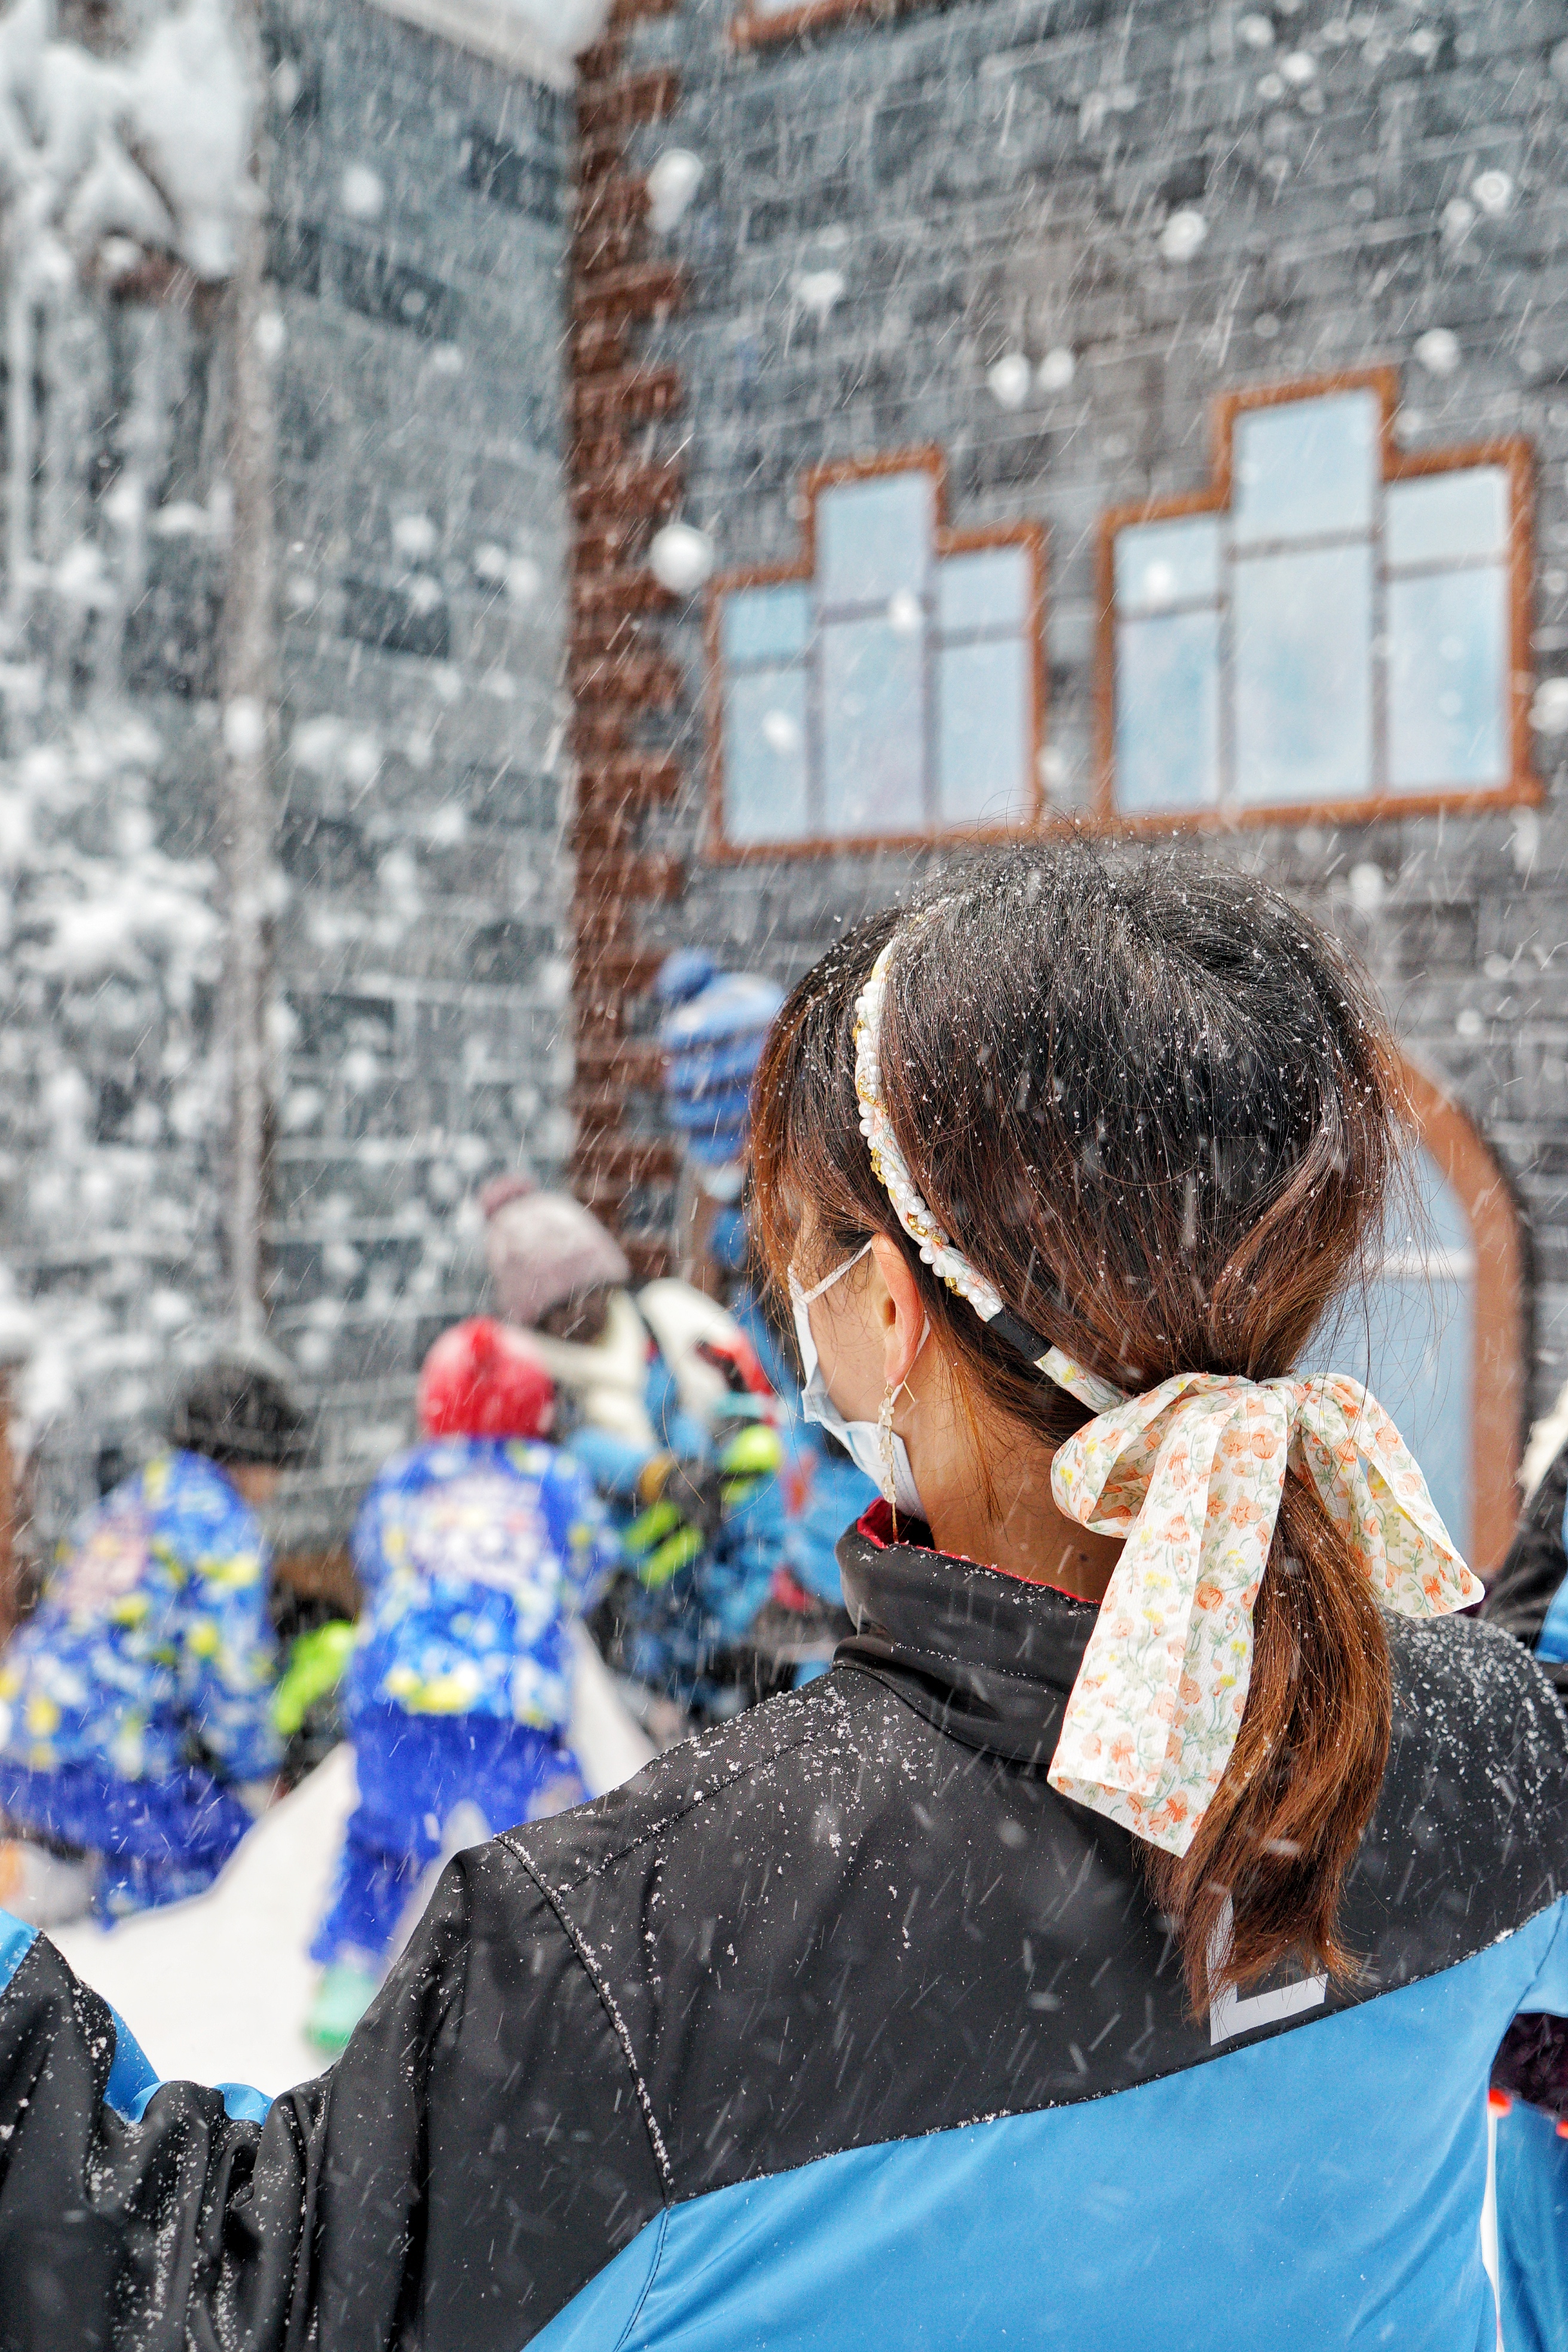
[53,1741,357,2094]
[51,1631,656,2094]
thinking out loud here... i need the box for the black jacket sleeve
[1483,1437,1568,1700]
[0,1840,665,2352]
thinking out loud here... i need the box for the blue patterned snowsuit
[313,1437,615,1969]
[0,1451,279,1917]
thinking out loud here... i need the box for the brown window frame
[1094,366,1541,836]
[1396,1060,1526,1576]
[729,0,890,51]
[704,446,1046,865]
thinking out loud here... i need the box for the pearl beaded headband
[852,923,1124,1414]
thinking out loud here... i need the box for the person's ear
[869,1235,926,1391]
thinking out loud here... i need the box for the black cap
[168,1346,311,1469]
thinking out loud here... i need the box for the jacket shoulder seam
[496,1831,676,2203]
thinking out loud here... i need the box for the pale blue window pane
[936,546,1029,633]
[935,638,1031,825]
[1232,391,1379,546]
[723,667,809,843]
[1388,566,1508,791]
[1115,611,1220,813]
[721,583,810,664]
[1301,1149,1473,1557]
[1307,1273,1471,1555]
[1386,467,1508,569]
[1233,544,1373,804]
[1114,516,1220,611]
[1376,1138,1475,1272]
[1413,1145,1472,1258]
[820,617,924,836]
[817,472,933,608]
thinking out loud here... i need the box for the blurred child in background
[307,1316,613,2051]
[483,1183,785,1725]
[0,1348,308,1925]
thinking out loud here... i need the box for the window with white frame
[1106,381,1529,820]
[711,462,1042,852]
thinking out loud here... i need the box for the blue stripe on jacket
[531,1902,1568,2352]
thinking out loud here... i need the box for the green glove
[717,1423,783,1486]
[272,1619,357,1737]
[623,1499,707,1588]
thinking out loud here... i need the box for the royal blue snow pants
[0,1759,253,1919]
[311,1702,587,1969]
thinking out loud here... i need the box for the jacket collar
[834,1503,1098,1771]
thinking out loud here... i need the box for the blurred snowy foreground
[51,1630,655,2094]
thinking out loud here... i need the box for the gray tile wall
[264,0,574,1544]
[617,0,1568,1429]
[10,0,574,1551]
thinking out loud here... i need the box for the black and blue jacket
[3,1503,1568,2351]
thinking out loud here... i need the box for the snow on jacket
[2,1504,1568,2350]
[0,1449,278,1785]
[347,1437,615,1729]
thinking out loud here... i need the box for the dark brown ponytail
[751,840,1405,2008]
[1142,1475,1391,2007]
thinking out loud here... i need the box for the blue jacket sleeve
[565,1424,656,1502]
[1496,2100,1568,2352]
[644,1355,706,1464]
[350,1455,414,1595]
[1491,1898,1568,2342]
[540,1451,618,1612]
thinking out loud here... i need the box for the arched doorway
[1303,1062,1524,1574]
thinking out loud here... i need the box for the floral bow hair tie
[1042,1360,1483,1857]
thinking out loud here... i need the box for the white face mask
[788,1244,927,1520]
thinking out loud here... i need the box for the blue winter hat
[654,948,718,1006]
[660,966,786,1169]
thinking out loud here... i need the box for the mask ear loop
[789,1238,874,1309]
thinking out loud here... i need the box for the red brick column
[568,16,688,1273]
